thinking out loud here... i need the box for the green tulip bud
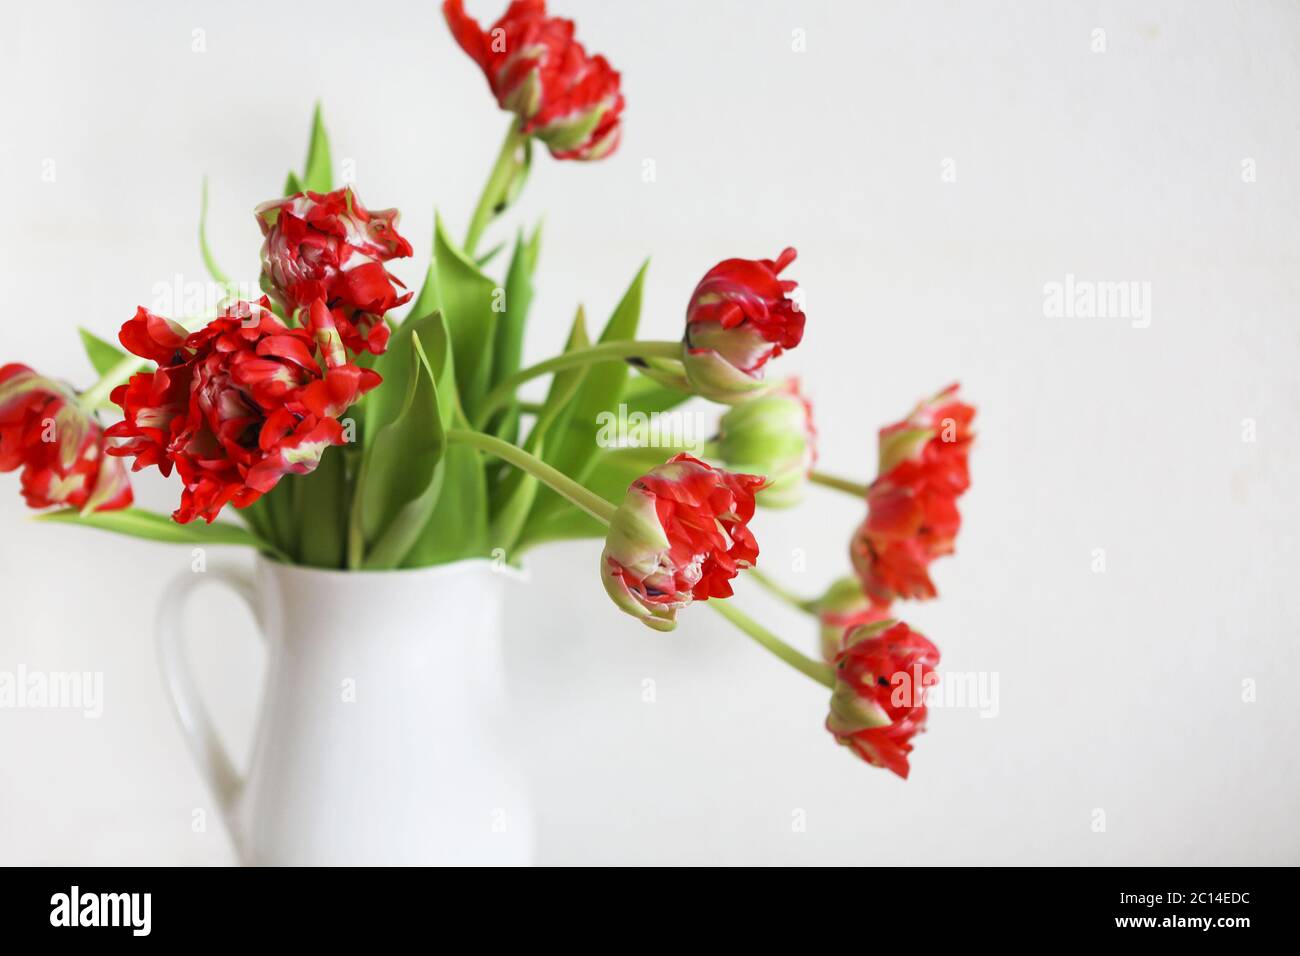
[712,379,815,508]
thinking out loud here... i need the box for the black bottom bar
[0,865,1286,941]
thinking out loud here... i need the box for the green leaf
[404,261,440,330]
[356,331,446,569]
[486,234,531,442]
[375,312,490,568]
[490,306,590,553]
[199,177,232,287]
[548,259,648,475]
[433,212,499,420]
[294,449,347,568]
[238,496,275,543]
[526,218,543,266]
[362,311,449,452]
[77,328,126,377]
[401,405,488,567]
[492,224,542,390]
[351,311,483,569]
[258,481,298,562]
[621,374,693,417]
[280,103,331,198]
[533,307,591,431]
[38,507,276,553]
[302,102,333,193]
[525,260,649,534]
[487,223,544,444]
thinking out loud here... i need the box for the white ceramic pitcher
[156,554,533,866]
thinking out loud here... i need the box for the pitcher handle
[156,561,263,856]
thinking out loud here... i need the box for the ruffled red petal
[108,298,380,523]
[442,0,624,162]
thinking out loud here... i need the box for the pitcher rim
[253,552,529,582]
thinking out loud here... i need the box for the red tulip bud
[827,620,939,779]
[443,0,624,161]
[0,364,132,514]
[682,248,805,403]
[601,454,765,631]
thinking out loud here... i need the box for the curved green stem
[473,339,684,428]
[464,119,530,258]
[710,601,834,688]
[747,567,818,615]
[810,470,870,498]
[446,428,617,524]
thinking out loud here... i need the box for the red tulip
[106,299,380,524]
[0,364,132,513]
[851,385,975,603]
[443,0,624,161]
[827,620,939,778]
[877,383,975,494]
[255,187,413,355]
[683,248,805,403]
[601,453,766,631]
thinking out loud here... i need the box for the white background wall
[2,0,1298,865]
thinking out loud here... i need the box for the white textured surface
[1,0,1298,865]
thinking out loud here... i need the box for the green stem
[474,339,684,428]
[464,119,530,258]
[710,601,835,688]
[810,470,870,498]
[446,428,617,524]
[747,567,818,615]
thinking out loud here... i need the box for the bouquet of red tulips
[0,0,976,780]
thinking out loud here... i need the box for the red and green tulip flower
[827,620,939,779]
[443,0,623,162]
[681,248,806,404]
[600,454,765,632]
[0,364,132,514]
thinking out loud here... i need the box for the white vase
[156,554,533,866]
